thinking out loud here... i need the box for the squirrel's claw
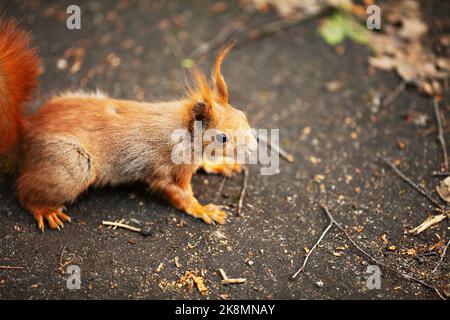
[188,203,228,225]
[31,207,71,232]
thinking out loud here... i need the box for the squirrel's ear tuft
[214,43,234,105]
[191,101,215,124]
[186,66,216,125]
[187,66,213,107]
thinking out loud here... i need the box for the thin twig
[323,204,446,300]
[432,239,450,273]
[407,213,448,235]
[236,166,249,217]
[102,220,141,232]
[382,158,442,209]
[292,214,333,278]
[218,268,247,285]
[215,175,227,202]
[292,204,446,300]
[432,171,450,176]
[257,133,294,162]
[0,265,24,270]
[218,268,228,280]
[221,278,247,285]
[190,12,252,58]
[382,81,406,107]
[234,11,328,51]
[434,97,448,171]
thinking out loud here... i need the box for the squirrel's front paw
[187,203,228,225]
[30,206,71,232]
[200,158,241,177]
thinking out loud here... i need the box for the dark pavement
[0,0,448,299]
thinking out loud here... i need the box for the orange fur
[214,42,234,104]
[0,18,256,231]
[0,18,39,153]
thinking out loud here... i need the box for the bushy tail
[0,18,39,154]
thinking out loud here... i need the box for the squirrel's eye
[216,133,228,144]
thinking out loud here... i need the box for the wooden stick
[322,204,446,300]
[292,204,446,300]
[234,11,327,51]
[215,175,227,201]
[407,213,447,235]
[432,239,450,273]
[218,268,228,280]
[190,12,252,58]
[382,81,406,107]
[382,158,443,209]
[432,171,450,176]
[434,97,448,171]
[236,166,249,217]
[292,211,333,278]
[102,221,141,232]
[0,266,24,270]
[221,278,247,285]
[218,268,247,285]
[112,218,125,230]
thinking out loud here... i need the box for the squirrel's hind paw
[31,207,71,232]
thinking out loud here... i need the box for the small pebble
[56,58,67,70]
[315,280,324,288]
[140,226,153,237]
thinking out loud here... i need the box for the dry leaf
[436,177,450,203]
[240,0,350,18]
[368,0,449,96]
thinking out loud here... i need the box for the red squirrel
[0,18,257,231]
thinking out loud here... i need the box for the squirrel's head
[185,44,258,162]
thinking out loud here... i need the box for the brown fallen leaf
[241,0,351,19]
[368,0,449,96]
[436,177,450,203]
